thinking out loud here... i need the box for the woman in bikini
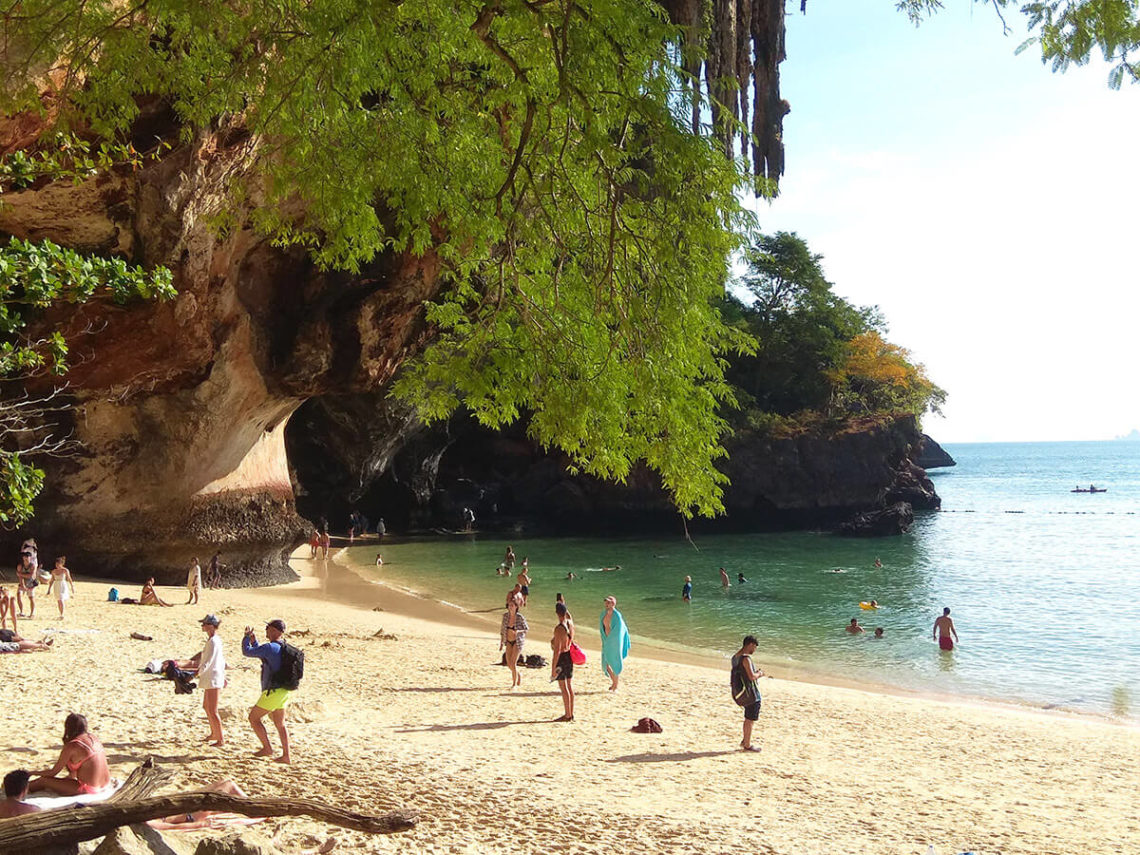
[29,713,111,795]
[500,594,528,688]
[140,577,173,607]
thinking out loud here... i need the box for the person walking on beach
[319,531,331,559]
[46,557,74,620]
[243,619,293,763]
[933,607,958,651]
[191,614,226,746]
[500,596,529,688]
[309,530,320,558]
[207,552,224,588]
[551,602,575,721]
[517,565,531,606]
[719,567,731,589]
[682,575,692,602]
[599,596,631,691]
[186,557,202,605]
[15,541,38,619]
[29,713,111,795]
[731,635,763,752]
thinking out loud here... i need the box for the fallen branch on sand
[0,791,418,851]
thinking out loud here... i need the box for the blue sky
[750,2,1140,442]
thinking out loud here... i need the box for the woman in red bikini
[28,713,111,796]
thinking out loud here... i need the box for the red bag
[568,641,587,665]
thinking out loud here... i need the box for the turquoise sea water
[345,440,1140,719]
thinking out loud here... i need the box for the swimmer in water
[831,568,845,573]
[874,558,882,569]
[566,572,577,581]
[737,573,747,584]
[376,554,383,566]
[719,568,730,588]
[873,627,884,638]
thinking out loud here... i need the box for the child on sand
[187,557,202,605]
[47,557,74,620]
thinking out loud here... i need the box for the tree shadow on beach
[395,720,551,733]
[105,752,214,765]
[606,750,739,764]
[2,747,37,754]
[495,690,605,698]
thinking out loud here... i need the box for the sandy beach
[1,550,1136,855]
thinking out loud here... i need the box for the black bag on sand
[161,660,197,694]
[524,654,547,668]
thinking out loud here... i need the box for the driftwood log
[0,790,417,851]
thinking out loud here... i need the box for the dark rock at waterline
[916,434,956,469]
[291,408,941,538]
[837,501,915,537]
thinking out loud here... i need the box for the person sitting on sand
[0,635,54,653]
[550,602,576,722]
[147,779,248,830]
[140,577,173,607]
[846,618,865,635]
[599,596,631,692]
[933,607,958,651]
[28,713,111,796]
[0,770,40,817]
[47,556,74,621]
[500,596,529,689]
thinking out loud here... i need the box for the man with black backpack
[731,635,763,752]
[242,618,303,764]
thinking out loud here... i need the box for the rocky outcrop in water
[916,434,956,469]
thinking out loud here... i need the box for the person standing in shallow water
[719,567,731,588]
[551,602,575,721]
[682,575,692,602]
[933,607,958,651]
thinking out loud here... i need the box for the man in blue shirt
[242,619,292,764]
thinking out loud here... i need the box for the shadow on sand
[395,720,551,733]
[605,750,739,764]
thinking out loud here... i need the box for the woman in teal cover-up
[599,596,632,691]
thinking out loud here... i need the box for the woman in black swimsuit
[500,596,528,688]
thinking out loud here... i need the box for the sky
[748,2,1140,443]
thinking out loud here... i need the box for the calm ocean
[345,440,1140,720]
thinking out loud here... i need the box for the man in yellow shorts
[242,619,292,764]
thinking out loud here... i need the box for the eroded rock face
[1,119,442,584]
[291,409,939,536]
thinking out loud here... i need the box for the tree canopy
[0,0,1135,522]
[723,231,943,433]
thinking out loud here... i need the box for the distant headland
[1114,429,1140,441]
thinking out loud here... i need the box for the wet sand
[0,551,1135,854]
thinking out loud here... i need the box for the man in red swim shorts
[933,607,959,651]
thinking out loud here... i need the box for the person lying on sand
[0,636,54,653]
[147,779,248,829]
[28,713,111,796]
[0,770,41,817]
[140,578,174,607]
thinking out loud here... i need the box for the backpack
[731,656,758,707]
[271,641,304,690]
[630,717,663,733]
[107,587,119,602]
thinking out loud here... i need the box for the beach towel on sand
[599,608,631,676]
[24,780,121,810]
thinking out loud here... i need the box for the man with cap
[189,614,226,746]
[242,618,292,763]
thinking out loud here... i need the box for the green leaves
[0,456,44,527]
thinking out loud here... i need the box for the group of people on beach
[497,547,633,723]
[4,538,75,624]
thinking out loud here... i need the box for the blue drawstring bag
[107,587,119,602]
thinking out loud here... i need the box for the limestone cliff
[1,112,444,584]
